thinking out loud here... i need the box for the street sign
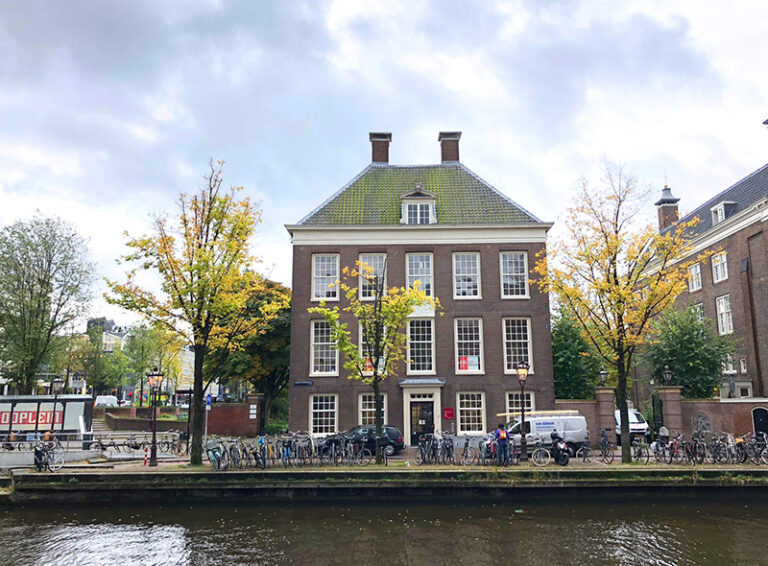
[443,407,454,420]
[206,393,212,411]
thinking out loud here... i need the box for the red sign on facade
[443,407,454,420]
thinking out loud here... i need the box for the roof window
[400,184,437,225]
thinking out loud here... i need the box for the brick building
[286,132,555,443]
[650,164,768,400]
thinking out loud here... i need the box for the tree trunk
[190,343,206,465]
[263,395,273,427]
[617,359,631,464]
[373,378,383,464]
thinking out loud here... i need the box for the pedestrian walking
[495,423,509,466]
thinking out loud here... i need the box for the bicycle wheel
[576,446,592,463]
[531,448,550,467]
[356,448,372,466]
[760,448,768,466]
[462,447,477,466]
[601,445,615,465]
[219,448,230,470]
[414,449,424,466]
[637,446,650,465]
[48,451,65,472]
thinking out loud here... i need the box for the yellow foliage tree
[533,160,707,463]
[309,261,438,463]
[106,161,287,465]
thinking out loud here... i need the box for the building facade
[652,164,768,400]
[286,132,555,442]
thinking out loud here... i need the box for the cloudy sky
[1,1,767,325]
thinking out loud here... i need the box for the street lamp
[662,365,673,385]
[599,368,608,387]
[146,368,164,467]
[514,361,530,462]
[51,377,64,436]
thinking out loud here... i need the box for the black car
[344,425,405,455]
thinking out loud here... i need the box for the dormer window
[400,184,437,225]
[711,201,736,226]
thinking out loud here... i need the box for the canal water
[2,499,766,565]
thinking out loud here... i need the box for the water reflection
[1,500,765,565]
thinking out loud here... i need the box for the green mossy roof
[298,164,541,226]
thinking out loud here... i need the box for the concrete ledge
[0,450,95,468]
[7,467,768,504]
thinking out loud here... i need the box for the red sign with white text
[0,410,63,427]
[443,407,454,420]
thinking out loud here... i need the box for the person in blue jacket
[495,423,509,466]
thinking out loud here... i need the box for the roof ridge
[297,164,373,225]
[677,161,768,225]
[457,163,543,223]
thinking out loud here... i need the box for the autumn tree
[106,161,286,465]
[0,216,94,393]
[309,261,436,463]
[208,280,291,425]
[641,304,736,399]
[534,160,706,462]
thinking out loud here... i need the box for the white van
[505,411,590,450]
[614,409,650,445]
[94,395,119,408]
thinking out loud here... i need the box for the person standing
[495,423,509,466]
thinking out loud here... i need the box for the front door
[410,401,434,445]
[754,408,768,436]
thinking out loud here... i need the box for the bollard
[144,446,148,466]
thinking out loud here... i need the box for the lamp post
[51,377,64,436]
[514,361,530,462]
[599,368,608,387]
[662,365,673,385]
[147,368,164,467]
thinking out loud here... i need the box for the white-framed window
[723,354,736,374]
[740,386,752,398]
[455,318,484,374]
[503,318,533,373]
[693,303,704,319]
[688,263,702,292]
[740,358,748,374]
[407,203,432,225]
[712,252,728,283]
[407,319,434,374]
[506,391,536,415]
[453,252,481,298]
[312,254,339,301]
[711,204,726,226]
[716,294,733,335]
[311,320,338,375]
[457,392,486,435]
[359,324,384,375]
[406,253,433,297]
[359,253,386,300]
[310,394,338,436]
[500,251,529,298]
[359,393,388,426]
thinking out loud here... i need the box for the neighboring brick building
[286,132,555,442]
[649,164,768,400]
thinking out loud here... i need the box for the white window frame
[711,203,725,226]
[716,294,733,335]
[505,391,536,415]
[723,354,736,375]
[358,392,388,426]
[456,392,486,435]
[309,393,338,436]
[499,251,529,299]
[712,252,728,283]
[693,303,704,319]
[407,318,435,375]
[310,320,338,376]
[454,318,484,374]
[406,252,433,297]
[502,317,534,374]
[740,358,748,374]
[311,254,340,302]
[401,199,436,225]
[359,253,387,301]
[452,252,482,299]
[688,262,702,292]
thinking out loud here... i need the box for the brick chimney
[438,131,461,162]
[369,132,392,164]
[655,185,680,231]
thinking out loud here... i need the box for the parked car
[506,412,590,452]
[94,395,119,408]
[615,409,651,445]
[342,425,406,455]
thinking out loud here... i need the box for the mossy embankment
[4,466,768,505]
